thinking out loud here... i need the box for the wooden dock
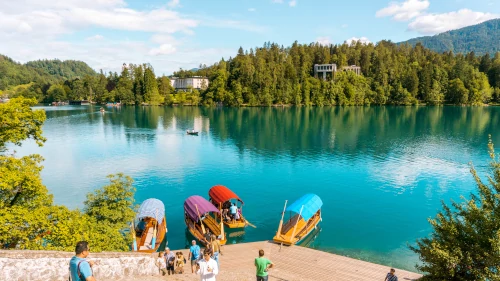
[134,241,422,281]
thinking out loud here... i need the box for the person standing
[69,241,96,281]
[156,252,167,276]
[188,240,201,274]
[164,247,176,275]
[210,234,222,265]
[384,268,398,281]
[229,203,238,222]
[196,248,218,281]
[254,249,274,281]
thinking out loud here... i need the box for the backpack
[68,260,90,281]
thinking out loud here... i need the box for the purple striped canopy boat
[184,195,220,222]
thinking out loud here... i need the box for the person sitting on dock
[255,249,274,281]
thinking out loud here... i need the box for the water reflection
[16,105,500,271]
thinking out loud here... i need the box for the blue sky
[0,0,498,75]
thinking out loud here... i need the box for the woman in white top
[196,249,219,281]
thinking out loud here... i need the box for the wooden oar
[245,220,257,228]
[195,204,206,234]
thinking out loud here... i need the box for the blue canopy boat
[132,198,167,253]
[273,194,323,245]
[184,195,226,245]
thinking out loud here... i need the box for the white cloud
[316,36,331,46]
[341,24,348,28]
[167,0,180,8]
[149,44,177,56]
[248,8,256,12]
[86,34,104,41]
[345,37,371,45]
[376,0,498,35]
[272,0,284,3]
[289,0,297,7]
[408,9,498,34]
[376,0,430,21]
[0,1,265,75]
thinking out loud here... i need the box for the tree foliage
[3,40,500,106]
[0,97,46,150]
[411,137,500,280]
[0,97,136,251]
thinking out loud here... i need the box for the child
[156,252,167,276]
[175,251,185,274]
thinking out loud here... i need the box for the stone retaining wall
[0,250,158,281]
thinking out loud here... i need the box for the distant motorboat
[187,129,199,135]
[100,107,105,113]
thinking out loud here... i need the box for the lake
[15,105,500,271]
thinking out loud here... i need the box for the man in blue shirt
[230,203,238,222]
[188,240,201,274]
[69,241,95,281]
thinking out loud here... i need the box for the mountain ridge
[400,18,500,55]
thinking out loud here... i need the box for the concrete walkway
[132,241,422,281]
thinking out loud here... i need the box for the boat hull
[185,214,227,245]
[223,214,247,228]
[134,217,167,253]
[273,210,321,246]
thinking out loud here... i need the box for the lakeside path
[134,241,422,281]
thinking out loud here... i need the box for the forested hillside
[401,19,500,55]
[26,59,96,80]
[3,40,500,105]
[0,55,96,98]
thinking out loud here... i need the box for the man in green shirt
[254,249,274,281]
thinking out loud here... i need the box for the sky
[0,0,499,75]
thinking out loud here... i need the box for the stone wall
[0,250,159,281]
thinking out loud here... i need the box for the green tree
[47,84,67,102]
[0,98,46,150]
[84,173,135,226]
[143,67,163,105]
[411,138,500,280]
[447,78,469,105]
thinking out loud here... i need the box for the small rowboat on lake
[273,193,323,246]
[187,129,199,135]
[184,195,227,245]
[132,198,168,253]
[209,185,246,228]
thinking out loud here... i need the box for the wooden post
[290,205,304,244]
[195,204,206,234]
[131,221,137,251]
[220,210,225,242]
[276,200,288,237]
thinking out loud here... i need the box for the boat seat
[139,227,154,250]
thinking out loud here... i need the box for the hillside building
[170,76,209,90]
[314,64,361,80]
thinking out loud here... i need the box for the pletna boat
[186,129,199,135]
[184,195,227,245]
[273,193,322,246]
[132,198,168,252]
[209,185,246,228]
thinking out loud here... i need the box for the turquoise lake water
[14,105,500,271]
